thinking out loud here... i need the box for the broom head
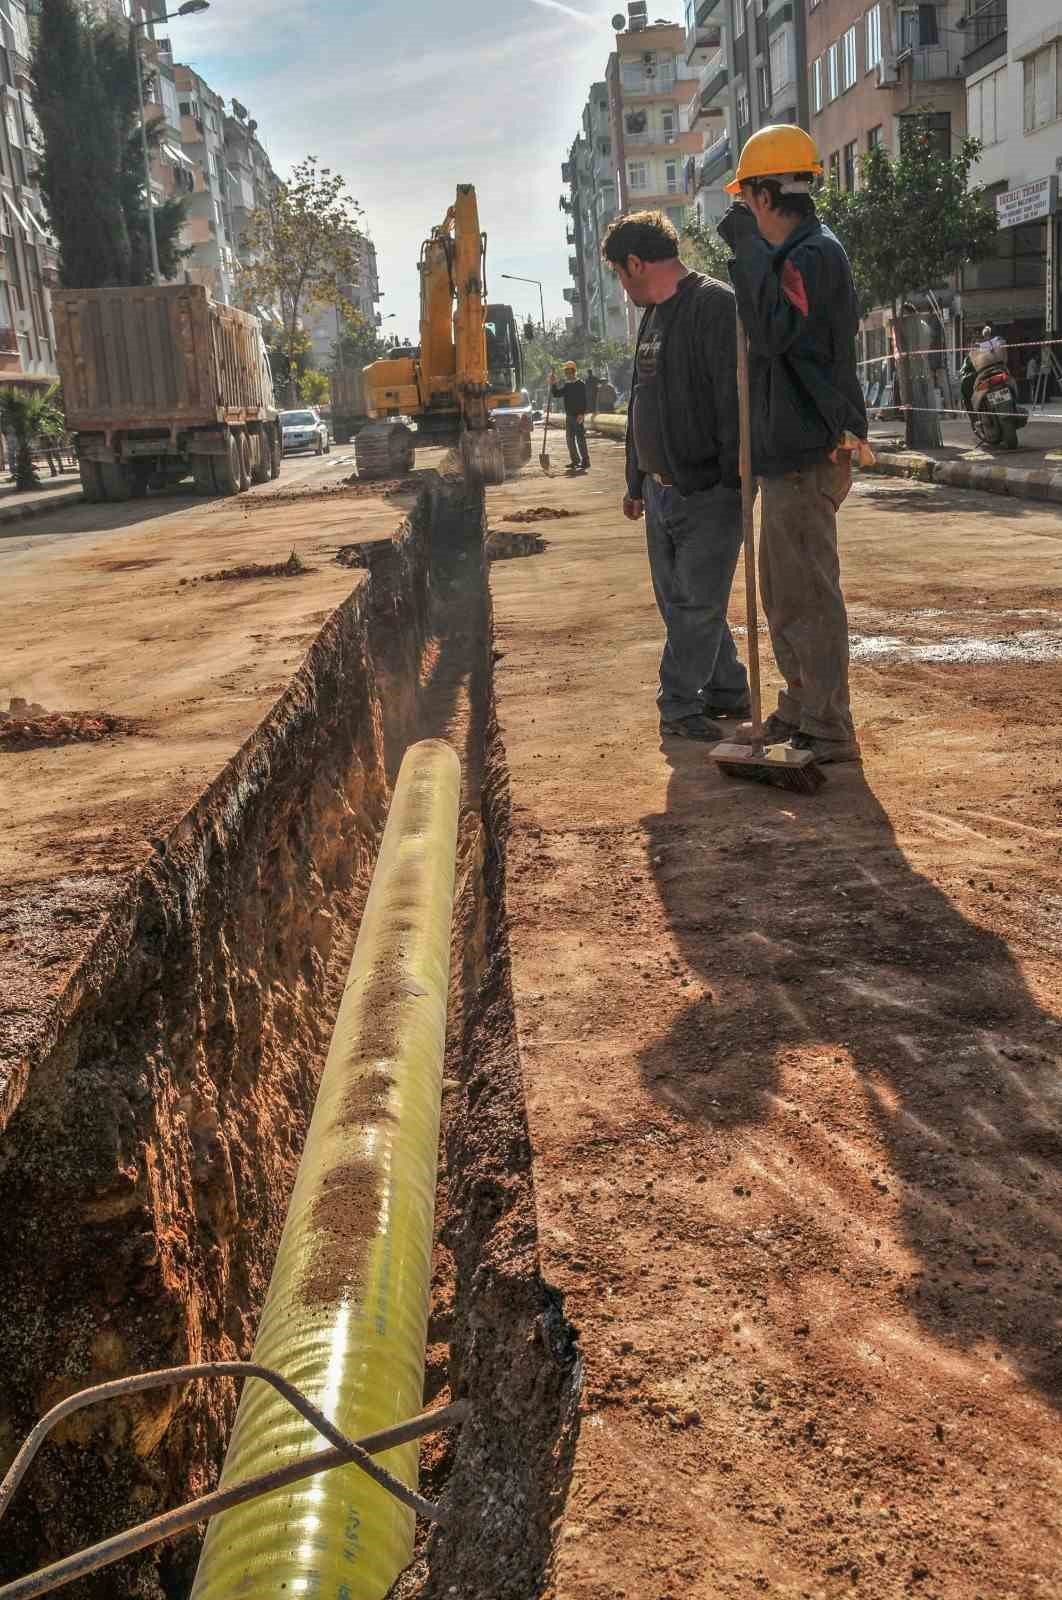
[711,739,826,794]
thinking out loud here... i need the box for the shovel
[539,389,552,474]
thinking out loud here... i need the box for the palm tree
[0,385,63,492]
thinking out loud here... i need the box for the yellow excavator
[354,185,531,483]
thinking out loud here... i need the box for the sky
[159,0,682,339]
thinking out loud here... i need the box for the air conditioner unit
[878,56,900,86]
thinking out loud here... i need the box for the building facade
[303,236,382,368]
[685,0,809,229]
[961,1,1062,362]
[0,0,61,389]
[561,82,630,339]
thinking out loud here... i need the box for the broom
[539,387,552,475]
[711,305,825,795]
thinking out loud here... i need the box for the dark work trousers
[566,416,590,469]
[643,476,749,722]
[758,455,855,743]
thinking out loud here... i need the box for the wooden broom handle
[735,303,763,745]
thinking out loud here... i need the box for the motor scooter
[959,333,1027,450]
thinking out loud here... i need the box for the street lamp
[132,0,210,286]
[501,273,546,332]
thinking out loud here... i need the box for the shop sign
[996,177,1058,229]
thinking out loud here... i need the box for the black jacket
[727,217,867,477]
[551,379,588,417]
[624,272,738,501]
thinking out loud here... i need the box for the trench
[0,472,581,1599]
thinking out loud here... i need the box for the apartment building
[303,236,382,368]
[174,65,238,304]
[961,1,1062,354]
[0,0,59,388]
[685,0,809,227]
[560,3,704,338]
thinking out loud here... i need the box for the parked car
[279,408,330,456]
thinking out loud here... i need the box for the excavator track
[354,421,416,480]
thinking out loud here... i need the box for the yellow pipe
[190,738,461,1600]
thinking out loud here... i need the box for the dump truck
[52,284,281,502]
[329,361,371,444]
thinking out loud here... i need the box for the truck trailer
[52,284,281,502]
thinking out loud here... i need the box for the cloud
[526,0,601,25]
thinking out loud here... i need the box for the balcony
[767,2,793,35]
[900,41,964,81]
[561,160,573,182]
[698,133,732,189]
[0,325,18,355]
[562,287,582,305]
[569,255,579,276]
[685,19,722,63]
[961,1,1006,74]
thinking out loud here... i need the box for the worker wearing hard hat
[550,360,591,474]
[718,125,868,764]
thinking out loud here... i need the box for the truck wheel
[80,460,105,503]
[249,429,270,485]
[99,462,133,502]
[192,459,216,495]
[214,433,242,497]
[237,431,252,491]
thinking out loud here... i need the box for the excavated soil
[0,471,579,1598]
[0,707,136,751]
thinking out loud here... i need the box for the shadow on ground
[639,741,1062,1405]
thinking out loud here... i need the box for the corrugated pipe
[190,737,462,1600]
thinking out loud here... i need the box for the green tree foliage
[815,124,997,315]
[298,368,331,406]
[330,315,387,371]
[521,324,633,400]
[1,384,62,490]
[239,158,364,403]
[682,219,732,282]
[32,0,186,287]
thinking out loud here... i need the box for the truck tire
[237,430,252,491]
[213,433,242,497]
[100,462,133,502]
[80,460,105,503]
[192,458,216,495]
[249,428,270,485]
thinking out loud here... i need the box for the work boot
[704,698,752,720]
[786,731,862,765]
[733,712,797,745]
[660,711,724,743]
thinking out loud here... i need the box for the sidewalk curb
[867,451,1062,506]
[0,487,84,525]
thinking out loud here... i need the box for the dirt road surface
[489,443,1062,1599]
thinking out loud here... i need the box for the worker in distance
[718,124,870,765]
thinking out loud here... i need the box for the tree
[298,368,330,406]
[331,316,387,371]
[520,324,633,401]
[816,123,998,445]
[238,158,365,403]
[32,0,186,287]
[682,219,732,282]
[1,384,62,491]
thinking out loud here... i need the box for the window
[843,139,857,191]
[811,56,823,114]
[865,4,882,70]
[826,41,839,101]
[731,0,745,38]
[736,87,750,125]
[757,63,770,112]
[900,110,951,159]
[1023,42,1060,133]
[968,66,1004,147]
[841,26,857,91]
[769,29,791,93]
[867,124,883,149]
[665,158,679,193]
[661,107,676,143]
[829,149,840,187]
[627,160,648,191]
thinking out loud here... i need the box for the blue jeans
[566,416,590,468]
[643,476,748,722]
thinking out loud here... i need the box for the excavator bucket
[460,427,506,486]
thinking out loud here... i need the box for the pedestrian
[602,208,749,742]
[549,361,591,473]
[718,124,868,764]
[1025,350,1040,405]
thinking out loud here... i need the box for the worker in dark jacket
[550,361,591,473]
[604,209,749,741]
[719,124,869,764]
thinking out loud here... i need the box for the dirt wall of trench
[0,471,581,1599]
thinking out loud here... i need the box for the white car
[279,408,330,456]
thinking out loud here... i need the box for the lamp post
[132,0,210,286]
[501,273,546,332]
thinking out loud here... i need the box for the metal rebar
[0,1363,466,1600]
